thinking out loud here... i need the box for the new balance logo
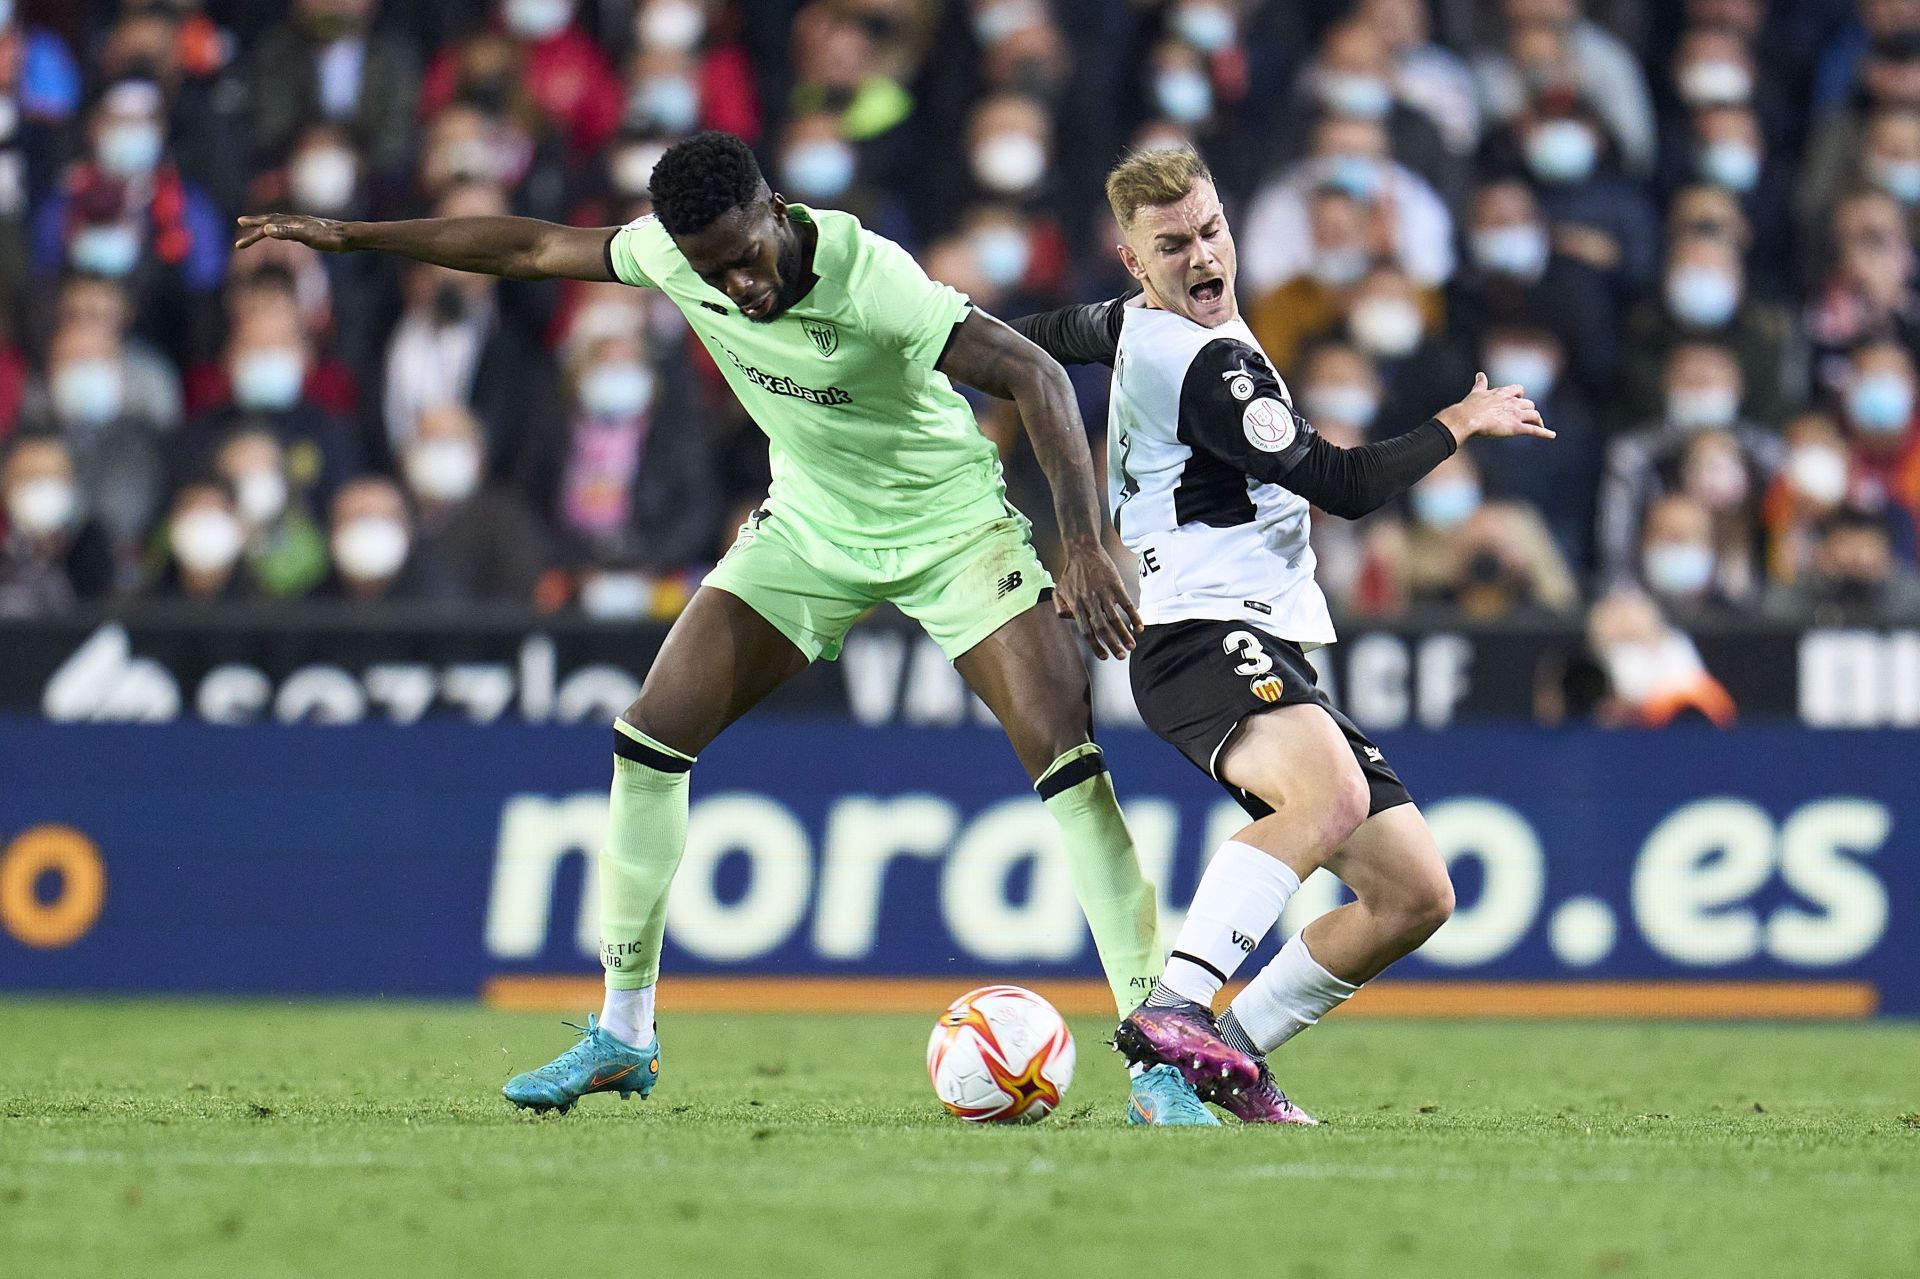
[1231,931,1256,953]
[996,571,1024,598]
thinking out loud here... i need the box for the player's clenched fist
[1053,541,1144,660]
[1434,371,1556,445]
[235,213,352,253]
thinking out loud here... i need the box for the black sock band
[1169,950,1229,985]
[1034,748,1107,800]
[613,730,694,773]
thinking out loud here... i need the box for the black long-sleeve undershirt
[1282,418,1459,520]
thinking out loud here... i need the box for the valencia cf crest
[803,320,839,357]
[1250,675,1284,703]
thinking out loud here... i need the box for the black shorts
[1129,619,1412,820]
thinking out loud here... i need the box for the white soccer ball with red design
[926,984,1076,1123]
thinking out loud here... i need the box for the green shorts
[703,507,1053,662]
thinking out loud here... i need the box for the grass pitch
[2,1001,1916,1279]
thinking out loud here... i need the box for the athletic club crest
[803,320,839,357]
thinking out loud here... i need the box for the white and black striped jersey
[1011,293,1459,646]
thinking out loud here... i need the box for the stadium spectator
[404,402,549,602]
[1245,186,1377,374]
[1585,588,1736,726]
[211,425,329,599]
[1800,12,1920,231]
[1763,411,1856,584]
[0,431,112,616]
[183,267,358,422]
[321,474,417,602]
[1764,504,1920,621]
[243,0,421,186]
[1837,338,1920,535]
[1804,190,1920,397]
[1356,0,1481,156]
[149,475,250,603]
[94,1,248,219]
[631,0,762,144]
[1636,491,1744,615]
[1470,320,1599,568]
[423,0,622,161]
[30,79,227,367]
[1474,0,1658,180]
[1391,451,1579,619]
[1620,232,1800,428]
[37,275,182,433]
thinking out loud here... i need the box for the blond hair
[1105,147,1214,231]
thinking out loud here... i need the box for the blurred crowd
[3,0,1920,679]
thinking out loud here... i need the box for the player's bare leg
[503,587,808,1113]
[955,603,1215,1125]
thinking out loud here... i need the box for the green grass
[2,1002,1917,1279]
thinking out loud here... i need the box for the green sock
[600,720,695,991]
[1036,743,1164,1014]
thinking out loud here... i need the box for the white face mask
[234,469,288,525]
[638,0,705,51]
[1787,445,1849,506]
[1471,223,1549,280]
[171,507,245,574]
[1678,59,1752,106]
[505,0,572,41]
[1666,385,1739,431]
[98,120,164,178]
[1483,345,1557,399]
[970,225,1031,287]
[406,439,483,504]
[972,132,1046,194]
[1643,540,1716,597]
[1349,296,1423,357]
[580,362,655,418]
[332,515,409,581]
[291,146,357,214]
[611,143,667,198]
[1172,2,1236,52]
[6,476,77,536]
[1303,382,1379,428]
[69,223,142,277]
[231,348,308,412]
[52,358,125,426]
[781,139,857,199]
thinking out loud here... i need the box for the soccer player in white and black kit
[1011,148,1552,1124]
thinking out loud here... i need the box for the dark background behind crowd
[3,0,1919,692]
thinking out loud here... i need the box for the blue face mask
[1665,267,1740,328]
[1870,157,1920,205]
[1317,72,1392,121]
[1644,541,1715,597]
[1484,346,1557,400]
[1471,224,1549,279]
[1698,141,1761,193]
[1323,154,1381,201]
[1412,477,1480,529]
[1849,372,1915,434]
[782,141,855,199]
[631,76,698,134]
[69,223,142,277]
[231,349,306,412]
[1154,69,1213,124]
[580,362,655,418]
[970,226,1031,288]
[1525,120,1597,184]
[1310,247,1369,287]
[98,120,164,178]
[1173,3,1235,53]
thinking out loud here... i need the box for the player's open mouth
[742,290,775,318]
[1189,278,1224,305]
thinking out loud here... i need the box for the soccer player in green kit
[237,131,1220,1125]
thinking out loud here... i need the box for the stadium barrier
[1,720,1908,1016]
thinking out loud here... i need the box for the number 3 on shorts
[1222,629,1272,676]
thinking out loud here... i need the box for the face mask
[1849,372,1915,434]
[1667,386,1738,430]
[1310,247,1369,287]
[52,358,125,426]
[580,362,655,418]
[171,507,244,574]
[1412,477,1480,529]
[1471,224,1549,280]
[1484,345,1557,399]
[1173,3,1236,53]
[1643,541,1715,596]
[580,570,653,618]
[611,143,666,197]
[639,0,705,51]
[70,223,141,277]
[291,146,357,214]
[1787,445,1849,505]
[505,0,572,40]
[1603,634,1700,705]
[1304,382,1379,428]
[1665,266,1740,328]
[781,140,856,199]
[1155,69,1213,124]
[1869,156,1920,204]
[970,225,1031,287]
[1525,119,1597,184]
[972,132,1046,194]
[1699,141,1760,193]
[231,349,306,412]
[98,120,164,178]
[6,477,76,536]
[0,0,14,30]
[1678,60,1752,106]
[1317,72,1392,120]
[1322,153,1381,201]
[432,136,500,185]
[332,515,409,581]
[406,439,483,503]
[631,76,699,134]
[1349,296,1423,357]
[234,469,288,525]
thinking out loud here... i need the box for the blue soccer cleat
[1127,1063,1221,1126]
[502,1015,660,1115]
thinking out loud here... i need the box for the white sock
[1229,932,1359,1054]
[599,984,656,1048]
[1157,841,1302,1005]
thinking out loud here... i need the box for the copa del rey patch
[1242,397,1295,453]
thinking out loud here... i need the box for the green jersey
[607,205,1009,547]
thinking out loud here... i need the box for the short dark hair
[648,131,766,236]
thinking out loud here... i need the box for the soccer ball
[926,985,1076,1123]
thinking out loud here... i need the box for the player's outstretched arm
[937,308,1142,659]
[233,213,621,282]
